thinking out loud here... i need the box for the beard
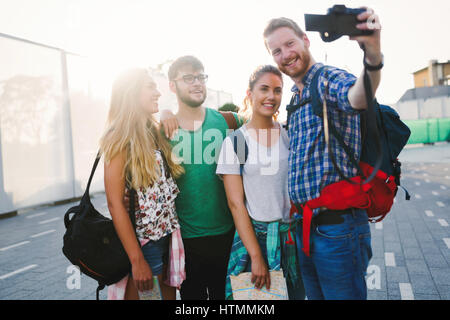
[175,84,206,108]
[279,49,311,79]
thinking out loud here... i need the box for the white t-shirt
[216,124,292,223]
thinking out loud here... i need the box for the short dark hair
[263,17,305,49]
[168,55,204,80]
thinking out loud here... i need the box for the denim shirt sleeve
[318,68,358,114]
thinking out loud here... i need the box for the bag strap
[87,150,136,300]
[311,72,366,181]
[83,151,136,226]
[220,111,238,130]
[285,93,313,131]
[230,129,248,175]
[359,53,384,183]
[83,151,102,199]
[310,60,383,185]
[309,66,326,117]
[309,67,362,181]
[96,284,105,300]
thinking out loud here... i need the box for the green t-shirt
[170,108,243,238]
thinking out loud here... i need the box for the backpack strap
[285,81,318,131]
[309,66,327,117]
[308,66,364,180]
[284,66,327,131]
[361,64,384,183]
[285,94,298,131]
[309,64,382,184]
[228,129,248,175]
[220,111,238,130]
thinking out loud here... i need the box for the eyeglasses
[174,74,208,84]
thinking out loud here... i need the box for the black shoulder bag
[62,152,137,300]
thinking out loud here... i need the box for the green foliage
[218,103,240,113]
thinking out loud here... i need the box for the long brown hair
[239,65,283,121]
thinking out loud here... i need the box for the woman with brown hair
[216,65,305,300]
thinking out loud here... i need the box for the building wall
[394,96,450,144]
[395,100,420,120]
[395,96,450,120]
[444,64,450,85]
[414,69,429,88]
[413,61,450,87]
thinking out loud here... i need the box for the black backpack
[62,153,136,300]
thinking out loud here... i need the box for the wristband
[364,53,384,71]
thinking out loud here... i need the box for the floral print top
[135,150,180,241]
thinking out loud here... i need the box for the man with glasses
[165,55,243,300]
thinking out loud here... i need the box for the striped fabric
[287,63,360,205]
[107,228,185,300]
[166,228,185,288]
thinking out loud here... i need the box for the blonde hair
[99,68,184,190]
[239,65,283,122]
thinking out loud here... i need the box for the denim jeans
[245,223,306,300]
[295,208,372,300]
[140,234,170,276]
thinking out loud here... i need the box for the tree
[218,103,239,113]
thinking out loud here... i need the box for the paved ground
[0,143,449,300]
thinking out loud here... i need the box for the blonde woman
[100,68,184,300]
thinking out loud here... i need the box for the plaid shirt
[288,63,360,205]
[224,220,301,300]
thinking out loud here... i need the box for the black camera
[305,5,374,42]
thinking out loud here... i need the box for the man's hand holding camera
[351,7,382,67]
[304,5,382,69]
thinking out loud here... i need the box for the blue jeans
[245,223,306,300]
[140,235,170,276]
[295,208,372,300]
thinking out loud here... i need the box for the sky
[0,0,449,112]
